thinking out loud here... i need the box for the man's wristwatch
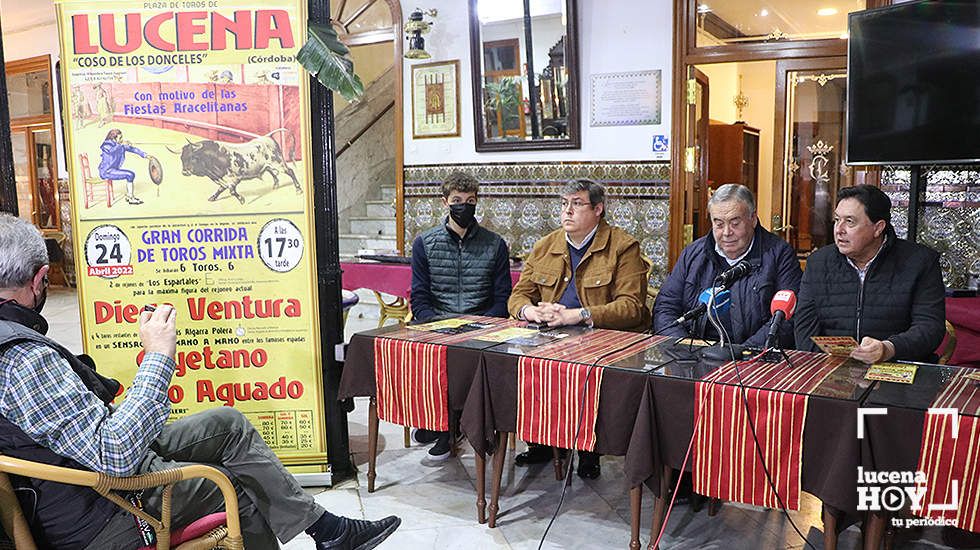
[579,308,592,326]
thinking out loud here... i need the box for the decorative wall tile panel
[403,161,671,286]
[881,166,979,287]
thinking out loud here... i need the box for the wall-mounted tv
[846,0,980,165]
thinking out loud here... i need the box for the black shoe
[316,516,401,550]
[126,196,143,205]
[411,428,441,445]
[576,451,601,479]
[672,471,694,505]
[421,433,451,466]
[514,445,560,466]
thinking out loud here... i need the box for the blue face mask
[449,203,476,228]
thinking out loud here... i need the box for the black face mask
[33,284,48,314]
[449,203,477,228]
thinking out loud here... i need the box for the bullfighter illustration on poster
[56,0,328,470]
[66,48,305,216]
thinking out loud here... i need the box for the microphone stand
[761,346,793,364]
[761,327,796,366]
[674,317,714,355]
[698,276,739,362]
[760,311,796,366]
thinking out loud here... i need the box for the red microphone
[764,290,798,350]
[770,290,797,319]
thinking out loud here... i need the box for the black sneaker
[420,432,451,466]
[411,428,441,445]
[126,196,143,205]
[514,445,559,466]
[316,516,400,550]
[576,451,601,479]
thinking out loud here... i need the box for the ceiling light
[760,9,769,16]
[697,4,711,14]
[817,7,839,16]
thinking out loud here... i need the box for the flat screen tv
[847,0,980,165]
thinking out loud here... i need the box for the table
[341,262,416,326]
[339,321,508,493]
[460,330,675,529]
[862,362,980,548]
[624,349,874,550]
[340,317,892,549]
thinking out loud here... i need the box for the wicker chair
[0,454,243,550]
[939,320,957,365]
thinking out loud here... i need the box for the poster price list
[244,409,315,451]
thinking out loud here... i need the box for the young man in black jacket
[794,185,946,363]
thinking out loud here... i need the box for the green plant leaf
[297,22,364,102]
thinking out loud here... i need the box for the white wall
[697,63,737,124]
[401,0,674,164]
[738,61,776,224]
[3,19,68,179]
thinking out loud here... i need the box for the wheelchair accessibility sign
[652,135,669,159]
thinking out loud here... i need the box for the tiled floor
[45,288,960,549]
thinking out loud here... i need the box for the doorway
[6,55,60,233]
[667,0,889,266]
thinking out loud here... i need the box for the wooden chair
[0,453,243,550]
[939,320,957,364]
[79,152,115,209]
[43,233,69,287]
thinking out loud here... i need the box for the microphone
[715,259,754,289]
[763,290,798,350]
[672,287,732,326]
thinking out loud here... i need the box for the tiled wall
[402,161,671,285]
[882,166,980,288]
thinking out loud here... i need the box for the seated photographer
[0,213,399,550]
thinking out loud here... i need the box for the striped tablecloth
[693,350,846,510]
[916,370,980,532]
[374,316,519,430]
[516,330,659,452]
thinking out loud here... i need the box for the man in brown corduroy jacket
[509,179,650,333]
[507,179,650,479]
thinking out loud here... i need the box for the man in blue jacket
[410,171,512,465]
[653,183,802,347]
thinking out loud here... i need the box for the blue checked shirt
[0,342,175,477]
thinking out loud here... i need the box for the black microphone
[714,259,754,289]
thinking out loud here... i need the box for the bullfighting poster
[55,0,328,469]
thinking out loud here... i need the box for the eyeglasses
[560,199,593,211]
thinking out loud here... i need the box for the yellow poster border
[53,0,328,468]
